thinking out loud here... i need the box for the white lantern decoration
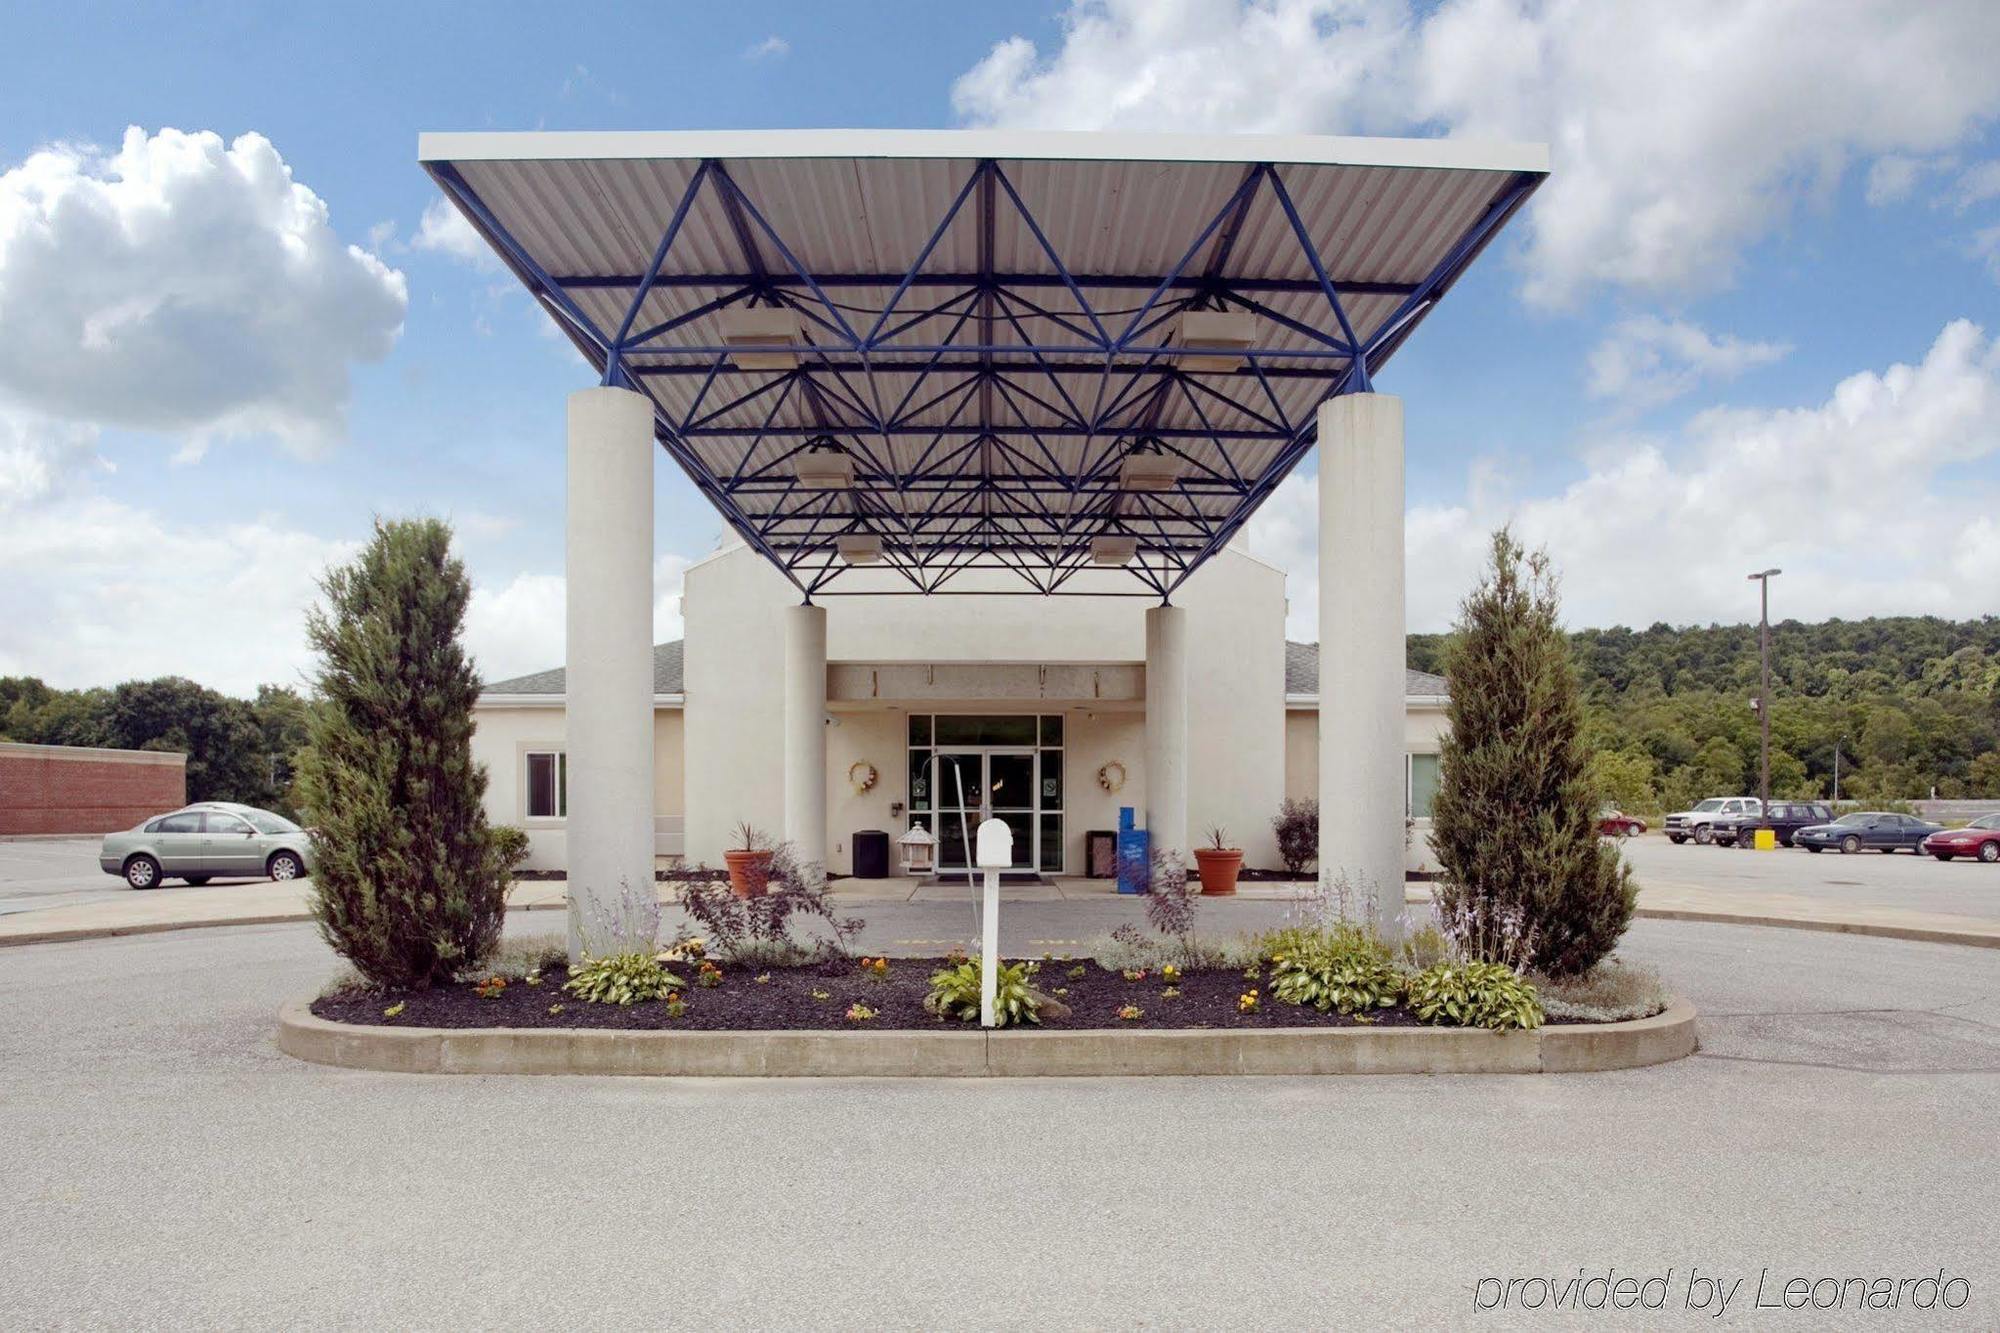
[896,824,937,875]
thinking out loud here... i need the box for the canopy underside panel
[421,130,1545,597]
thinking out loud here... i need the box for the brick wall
[0,742,188,836]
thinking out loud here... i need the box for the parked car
[1713,801,1834,848]
[1664,797,1762,845]
[1921,814,2000,863]
[1597,808,1648,837]
[1793,812,1944,855]
[99,802,314,890]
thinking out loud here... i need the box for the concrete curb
[14,896,2000,951]
[276,996,1697,1078]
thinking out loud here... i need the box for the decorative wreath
[847,761,879,795]
[1097,760,1127,793]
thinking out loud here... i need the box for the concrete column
[1317,393,1406,931]
[783,602,828,879]
[1144,604,1188,861]
[565,386,657,960]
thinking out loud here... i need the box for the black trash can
[853,829,890,879]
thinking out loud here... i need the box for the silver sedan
[99,802,314,890]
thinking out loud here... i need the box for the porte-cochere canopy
[420,129,1546,598]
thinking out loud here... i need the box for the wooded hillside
[1412,616,2000,810]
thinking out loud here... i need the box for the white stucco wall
[1284,702,1448,873]
[680,540,1290,868]
[470,704,686,871]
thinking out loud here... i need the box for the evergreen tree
[295,518,510,988]
[1429,529,1635,977]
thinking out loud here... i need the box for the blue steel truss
[424,156,1540,600]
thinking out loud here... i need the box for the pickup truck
[1664,797,1762,845]
[1712,801,1834,848]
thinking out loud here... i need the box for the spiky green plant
[295,518,514,989]
[1429,529,1636,977]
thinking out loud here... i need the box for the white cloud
[1586,316,1791,411]
[1252,319,2000,638]
[1954,159,2000,211]
[410,197,496,269]
[744,35,791,61]
[0,494,357,695]
[0,126,406,453]
[464,553,695,685]
[1866,153,1952,205]
[952,0,2000,305]
[0,411,104,511]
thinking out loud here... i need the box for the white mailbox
[975,817,1013,869]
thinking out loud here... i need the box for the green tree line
[1412,615,2000,812]
[0,676,311,817]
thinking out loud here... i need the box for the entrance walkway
[4,869,1998,951]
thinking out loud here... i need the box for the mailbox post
[974,816,1013,1027]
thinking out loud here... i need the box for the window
[1408,753,1441,819]
[151,813,200,833]
[203,813,252,835]
[526,750,567,819]
[243,810,299,834]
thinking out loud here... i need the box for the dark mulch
[310,956,1490,1032]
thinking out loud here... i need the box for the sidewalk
[2,872,1997,950]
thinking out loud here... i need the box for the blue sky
[2,1,1998,694]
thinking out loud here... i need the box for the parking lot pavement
[0,836,281,919]
[0,917,1995,1328]
[1620,832,2000,924]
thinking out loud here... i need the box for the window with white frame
[1408,752,1441,819]
[525,750,567,819]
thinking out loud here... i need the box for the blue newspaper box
[1115,806,1150,895]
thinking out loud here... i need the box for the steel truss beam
[422,154,1539,601]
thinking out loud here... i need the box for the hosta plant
[562,953,684,1007]
[1406,961,1544,1031]
[1265,923,1403,1015]
[924,959,1041,1027]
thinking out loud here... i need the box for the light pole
[1748,569,1781,816]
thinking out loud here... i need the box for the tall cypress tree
[1430,529,1635,977]
[296,518,509,988]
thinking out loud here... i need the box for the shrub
[296,518,510,990]
[1429,529,1636,977]
[1264,923,1403,1015]
[562,953,684,1006]
[1405,960,1543,1030]
[490,825,531,877]
[1271,798,1318,875]
[924,958,1041,1027]
[675,842,862,965]
[1143,848,1197,945]
[1089,923,1167,974]
[1529,959,1668,1023]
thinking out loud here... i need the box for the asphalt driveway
[1,916,1994,1329]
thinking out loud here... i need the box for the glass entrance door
[932,749,1035,871]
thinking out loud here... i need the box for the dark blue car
[1794,812,1943,854]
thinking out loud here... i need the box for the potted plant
[1193,825,1244,896]
[724,822,774,898]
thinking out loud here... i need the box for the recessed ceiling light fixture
[1174,310,1256,372]
[718,307,801,370]
[1090,535,1138,565]
[792,444,854,489]
[1118,449,1184,492]
[836,533,883,564]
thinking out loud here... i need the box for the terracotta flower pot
[1193,847,1244,896]
[725,848,774,898]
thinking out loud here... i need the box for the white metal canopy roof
[420,129,1546,598]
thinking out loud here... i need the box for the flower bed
[311,955,1626,1033]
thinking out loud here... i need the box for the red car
[1597,808,1648,838]
[1922,814,2000,863]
